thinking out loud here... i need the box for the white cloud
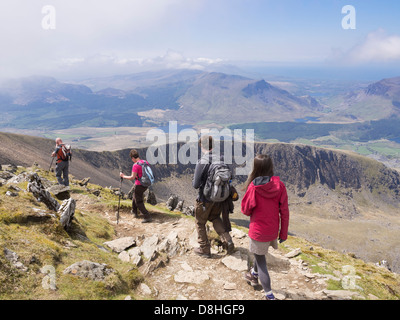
[335,29,400,65]
[47,51,225,79]
[0,0,206,79]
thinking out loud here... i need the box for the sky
[0,0,400,80]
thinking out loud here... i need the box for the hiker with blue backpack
[120,149,154,223]
[192,135,235,258]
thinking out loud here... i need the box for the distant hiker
[192,135,234,258]
[51,138,71,187]
[241,154,289,300]
[120,149,152,223]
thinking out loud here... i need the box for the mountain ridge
[1,70,400,129]
[1,131,400,273]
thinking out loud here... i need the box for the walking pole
[48,157,55,172]
[117,175,123,225]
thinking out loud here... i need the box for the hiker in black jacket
[192,135,234,258]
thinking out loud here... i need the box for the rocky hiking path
[75,193,358,300]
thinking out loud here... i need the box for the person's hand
[119,172,124,178]
[279,238,286,244]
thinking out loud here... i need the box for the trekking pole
[48,157,54,172]
[117,175,123,225]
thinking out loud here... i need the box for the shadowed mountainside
[1,132,399,203]
[1,131,400,271]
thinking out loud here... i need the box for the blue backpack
[137,161,155,187]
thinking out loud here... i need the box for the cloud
[48,51,225,79]
[0,0,206,79]
[333,30,400,65]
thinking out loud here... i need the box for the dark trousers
[195,201,232,250]
[132,185,149,216]
[55,161,69,186]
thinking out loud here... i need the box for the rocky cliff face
[2,131,398,206]
[254,143,399,197]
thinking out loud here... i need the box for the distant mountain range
[0,70,399,129]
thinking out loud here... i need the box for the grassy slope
[0,167,143,300]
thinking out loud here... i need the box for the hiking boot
[244,272,259,287]
[141,214,152,223]
[194,247,211,258]
[226,241,235,254]
[130,210,139,219]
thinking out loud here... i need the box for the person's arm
[51,146,60,157]
[192,162,207,189]
[120,171,137,181]
[241,186,256,217]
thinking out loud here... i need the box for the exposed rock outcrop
[27,173,60,212]
[63,260,115,281]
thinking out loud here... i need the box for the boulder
[6,172,29,185]
[5,191,18,197]
[27,173,60,212]
[322,289,362,300]
[104,237,136,253]
[47,184,70,200]
[182,206,195,217]
[117,233,186,273]
[0,171,15,181]
[58,198,76,230]
[266,252,291,271]
[91,189,101,197]
[1,164,17,173]
[174,270,210,285]
[141,235,160,260]
[175,200,184,212]
[231,228,247,239]
[63,260,114,281]
[77,177,90,186]
[118,247,142,266]
[26,208,56,223]
[3,248,28,272]
[147,190,157,205]
[285,248,302,258]
[166,195,179,211]
[221,250,249,272]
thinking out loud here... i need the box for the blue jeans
[55,161,69,186]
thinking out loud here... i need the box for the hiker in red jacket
[51,138,70,187]
[241,154,289,300]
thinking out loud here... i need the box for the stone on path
[174,270,210,285]
[104,237,136,253]
[221,251,249,272]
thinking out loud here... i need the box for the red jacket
[241,176,289,242]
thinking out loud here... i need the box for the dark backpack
[203,161,231,202]
[137,161,155,187]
